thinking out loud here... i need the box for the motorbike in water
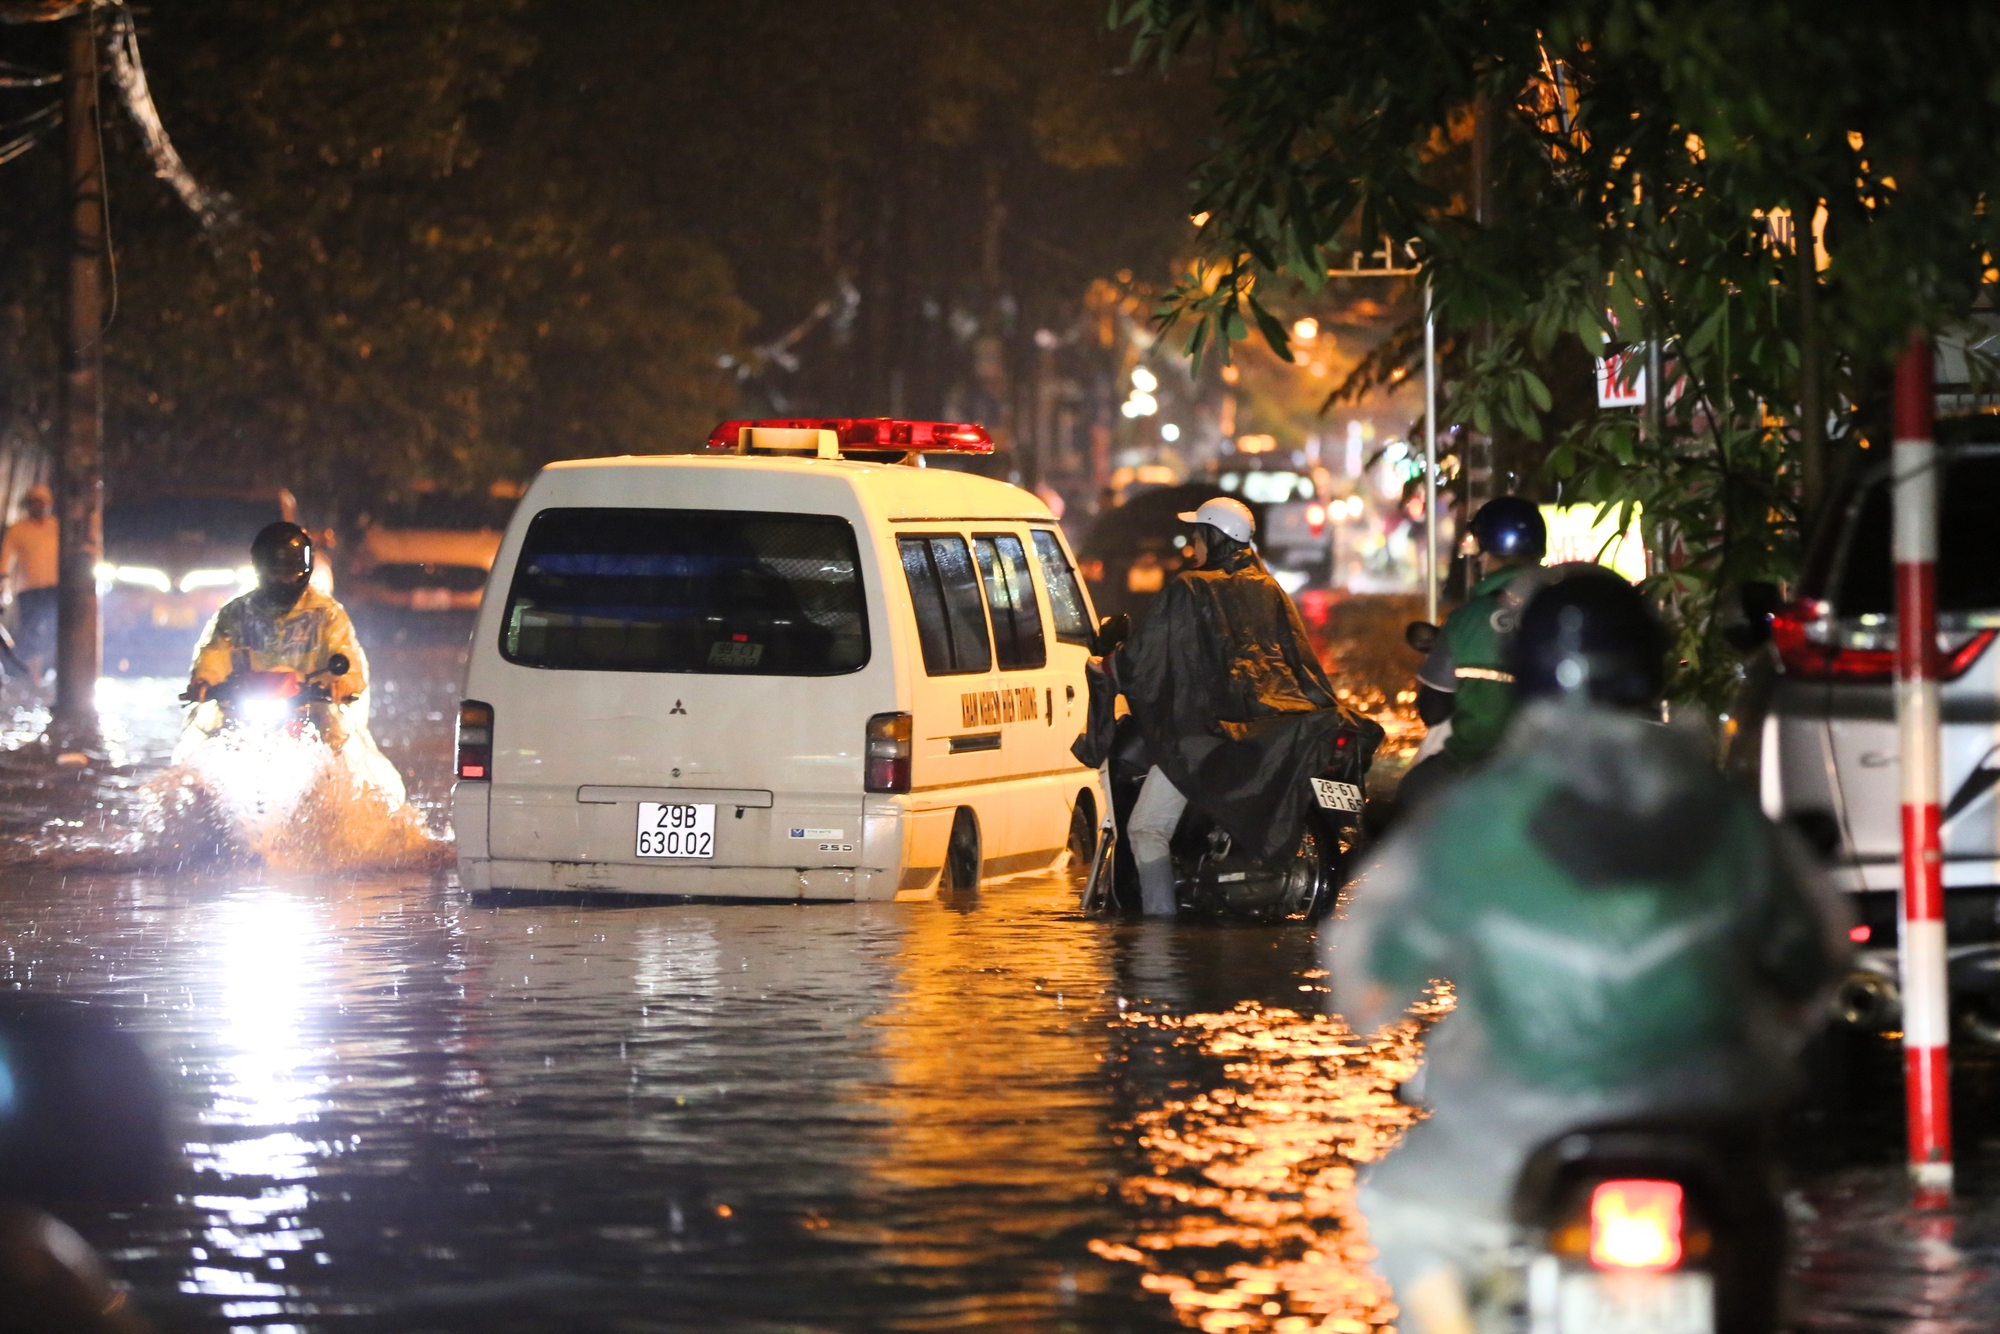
[1078,711,1368,920]
[156,651,435,870]
[1466,1121,1784,1334]
[180,652,352,739]
[1072,611,1375,922]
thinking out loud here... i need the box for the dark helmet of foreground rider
[1468,495,1547,559]
[250,521,315,611]
[1510,565,1669,711]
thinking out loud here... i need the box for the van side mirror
[1404,621,1440,653]
[1093,613,1131,657]
[326,653,350,678]
[1718,581,1781,652]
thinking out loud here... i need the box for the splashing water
[143,717,446,872]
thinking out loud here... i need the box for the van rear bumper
[459,856,901,902]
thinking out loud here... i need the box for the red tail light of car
[457,700,493,780]
[1772,599,1995,683]
[865,712,912,793]
[1589,1179,1685,1271]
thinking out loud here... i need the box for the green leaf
[1524,370,1553,412]
[1247,294,1295,363]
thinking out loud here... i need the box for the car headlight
[179,568,242,593]
[103,566,173,593]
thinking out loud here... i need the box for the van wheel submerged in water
[945,808,981,893]
[1067,790,1097,870]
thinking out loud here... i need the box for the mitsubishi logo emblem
[669,700,687,715]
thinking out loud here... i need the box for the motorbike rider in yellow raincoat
[181,523,371,751]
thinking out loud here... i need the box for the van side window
[1030,529,1093,647]
[898,535,993,675]
[973,534,1047,671]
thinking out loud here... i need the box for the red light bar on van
[706,418,994,455]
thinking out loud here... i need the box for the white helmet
[1177,496,1255,544]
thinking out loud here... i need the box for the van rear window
[1835,454,2000,615]
[501,508,868,675]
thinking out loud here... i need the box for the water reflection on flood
[0,643,1995,1331]
[1095,993,1447,1334]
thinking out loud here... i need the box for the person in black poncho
[1110,497,1374,915]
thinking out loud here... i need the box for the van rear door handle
[576,785,773,808]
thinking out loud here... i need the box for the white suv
[1730,440,2000,1031]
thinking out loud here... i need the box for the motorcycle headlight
[242,696,291,729]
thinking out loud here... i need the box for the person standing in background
[1,485,59,682]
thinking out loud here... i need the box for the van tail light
[457,700,494,780]
[1774,599,1996,683]
[1589,1180,1684,1271]
[865,712,912,793]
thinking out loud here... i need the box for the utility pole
[1423,284,1438,624]
[54,3,103,745]
[1892,334,1952,1206]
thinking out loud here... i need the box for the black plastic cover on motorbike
[1070,658,1121,770]
[1104,547,1382,862]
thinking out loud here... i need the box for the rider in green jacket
[1399,497,1546,814]
[1328,567,1846,1334]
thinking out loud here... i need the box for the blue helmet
[1469,496,1546,559]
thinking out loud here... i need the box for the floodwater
[1,637,1998,1332]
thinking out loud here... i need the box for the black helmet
[1469,496,1547,560]
[250,521,314,609]
[1510,565,1668,710]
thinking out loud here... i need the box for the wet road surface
[0,635,1997,1332]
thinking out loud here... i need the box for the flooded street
[0,641,1997,1331]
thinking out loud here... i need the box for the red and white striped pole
[1893,333,1952,1202]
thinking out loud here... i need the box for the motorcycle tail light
[457,700,494,780]
[1589,1179,1684,1271]
[865,712,912,793]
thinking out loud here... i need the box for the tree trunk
[54,7,104,745]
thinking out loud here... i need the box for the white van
[451,419,1103,902]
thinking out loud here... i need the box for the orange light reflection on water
[1095,988,1453,1333]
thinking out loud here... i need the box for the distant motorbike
[1468,1121,1785,1334]
[180,653,350,735]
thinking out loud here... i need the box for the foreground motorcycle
[1470,1121,1784,1334]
